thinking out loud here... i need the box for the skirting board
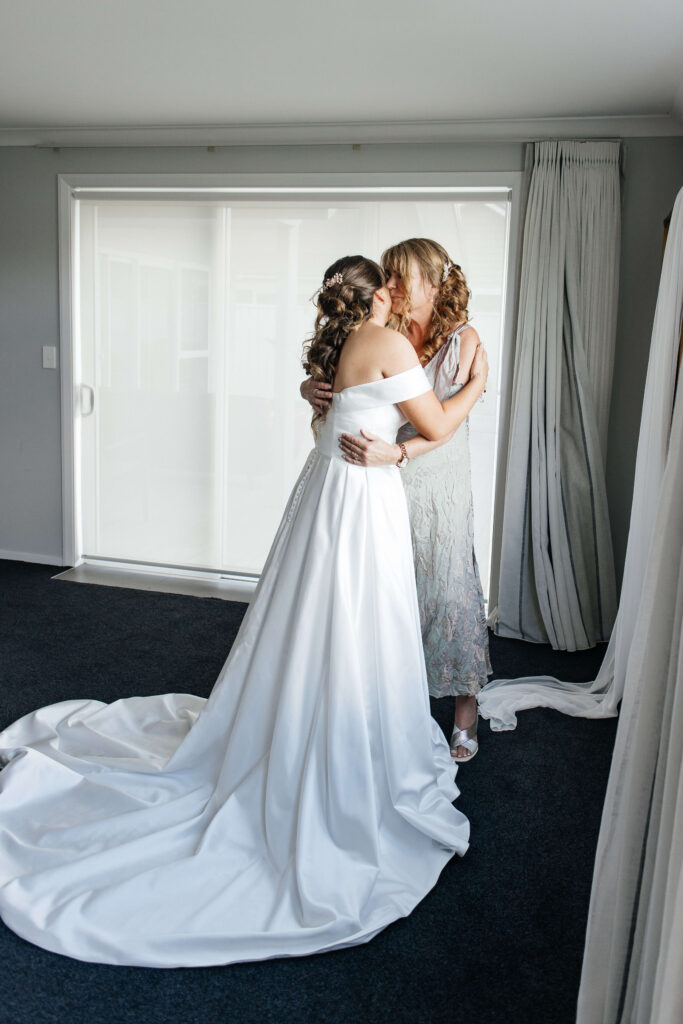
[0,549,65,567]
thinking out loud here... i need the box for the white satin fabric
[576,188,683,1024]
[0,364,469,968]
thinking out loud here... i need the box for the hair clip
[322,272,343,290]
[442,260,453,283]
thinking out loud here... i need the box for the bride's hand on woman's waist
[338,429,400,467]
[468,342,488,388]
[300,377,333,415]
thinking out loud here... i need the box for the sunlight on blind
[77,199,509,595]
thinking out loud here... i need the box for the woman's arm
[369,325,486,441]
[403,429,457,458]
[397,347,487,440]
[339,330,486,464]
[396,328,481,453]
[339,426,455,467]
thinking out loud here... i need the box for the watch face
[398,456,409,468]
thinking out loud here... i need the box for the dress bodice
[314,364,432,461]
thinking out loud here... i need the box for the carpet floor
[0,559,617,1024]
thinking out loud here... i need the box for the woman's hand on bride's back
[301,377,333,415]
[339,430,400,467]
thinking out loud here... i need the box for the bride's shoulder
[373,326,419,375]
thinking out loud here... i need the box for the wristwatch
[396,442,409,468]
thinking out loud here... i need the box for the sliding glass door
[76,193,510,596]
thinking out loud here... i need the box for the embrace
[0,240,490,968]
[302,237,492,761]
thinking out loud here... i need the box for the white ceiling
[1,0,682,146]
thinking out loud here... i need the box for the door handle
[81,384,95,416]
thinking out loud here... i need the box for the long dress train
[0,364,469,968]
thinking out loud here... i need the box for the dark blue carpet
[0,559,616,1024]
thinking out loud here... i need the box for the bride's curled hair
[302,255,385,428]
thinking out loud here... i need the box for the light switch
[42,345,57,369]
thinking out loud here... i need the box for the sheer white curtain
[478,186,683,733]
[576,188,683,1023]
[487,141,620,653]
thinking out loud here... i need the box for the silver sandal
[450,713,479,763]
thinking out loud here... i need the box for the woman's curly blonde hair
[381,238,471,366]
[302,255,386,431]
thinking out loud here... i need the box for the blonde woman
[302,239,492,762]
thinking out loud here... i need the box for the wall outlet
[42,345,57,369]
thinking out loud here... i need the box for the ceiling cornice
[2,114,682,148]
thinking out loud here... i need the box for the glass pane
[78,197,509,597]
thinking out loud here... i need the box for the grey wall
[0,138,681,585]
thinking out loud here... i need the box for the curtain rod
[527,137,622,143]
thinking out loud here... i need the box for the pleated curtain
[479,186,683,737]
[576,188,683,1024]
[478,186,683,733]
[489,140,620,652]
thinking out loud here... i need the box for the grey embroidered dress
[396,324,492,698]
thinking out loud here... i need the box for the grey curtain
[490,140,620,650]
[479,185,683,733]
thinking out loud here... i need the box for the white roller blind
[76,195,510,588]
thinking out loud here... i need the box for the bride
[0,255,488,968]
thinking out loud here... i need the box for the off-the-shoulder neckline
[332,364,424,398]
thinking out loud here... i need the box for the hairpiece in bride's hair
[442,260,453,283]
[322,272,344,290]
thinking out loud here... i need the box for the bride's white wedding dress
[0,364,469,968]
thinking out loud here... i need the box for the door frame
[58,171,524,581]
